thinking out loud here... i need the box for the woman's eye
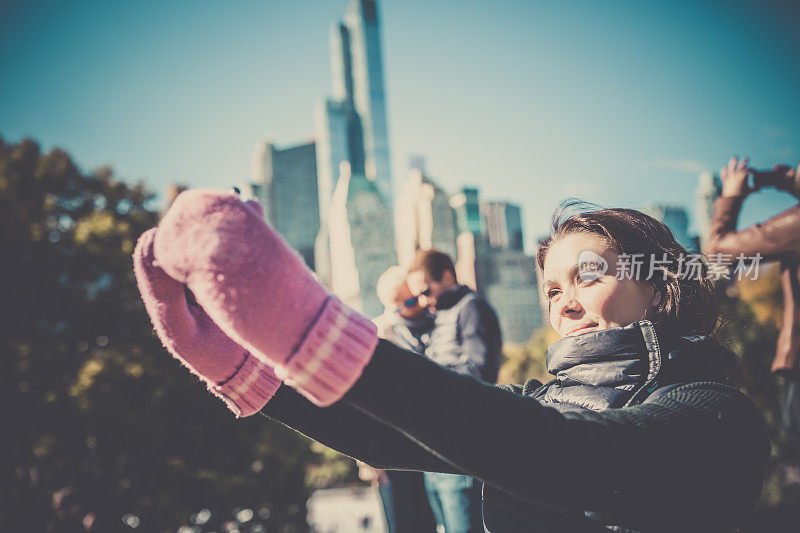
[547,288,561,300]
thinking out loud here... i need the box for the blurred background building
[695,172,723,248]
[228,0,726,345]
[235,0,547,340]
[395,158,458,265]
[328,163,397,318]
[245,139,321,269]
[482,201,524,252]
[645,204,699,253]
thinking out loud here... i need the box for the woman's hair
[535,200,717,337]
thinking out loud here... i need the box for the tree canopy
[1,136,317,531]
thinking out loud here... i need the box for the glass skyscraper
[248,140,321,270]
[482,201,524,251]
[316,0,392,214]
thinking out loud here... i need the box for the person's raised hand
[134,225,281,416]
[152,190,378,407]
[720,156,751,198]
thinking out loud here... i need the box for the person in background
[704,157,800,451]
[406,250,502,533]
[362,266,436,533]
[373,266,435,356]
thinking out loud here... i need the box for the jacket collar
[435,284,473,310]
[538,321,740,411]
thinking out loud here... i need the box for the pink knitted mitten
[134,227,281,416]
[153,190,378,407]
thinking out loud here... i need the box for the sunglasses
[397,289,431,310]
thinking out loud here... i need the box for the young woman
[134,191,768,532]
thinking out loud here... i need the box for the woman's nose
[558,290,582,317]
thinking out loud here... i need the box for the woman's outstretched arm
[261,384,463,475]
[338,340,769,531]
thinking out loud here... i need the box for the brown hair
[409,249,457,282]
[536,201,717,337]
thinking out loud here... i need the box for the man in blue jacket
[407,250,502,533]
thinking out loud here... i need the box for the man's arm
[705,157,800,261]
[453,298,501,381]
[342,340,769,531]
[704,196,800,261]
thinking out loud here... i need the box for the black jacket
[262,322,769,532]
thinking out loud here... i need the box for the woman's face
[542,232,660,338]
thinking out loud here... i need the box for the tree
[498,327,558,387]
[715,266,800,530]
[1,136,315,531]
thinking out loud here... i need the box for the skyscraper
[315,99,350,224]
[316,0,393,209]
[450,187,485,290]
[314,0,395,304]
[481,201,524,251]
[479,249,543,343]
[247,139,321,269]
[645,204,697,252]
[695,172,722,248]
[343,0,392,203]
[395,166,458,266]
[450,187,483,236]
[328,163,397,318]
[448,187,542,343]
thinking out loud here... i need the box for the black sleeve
[260,384,463,474]
[341,340,769,531]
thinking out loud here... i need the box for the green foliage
[714,270,800,522]
[0,136,315,531]
[498,327,559,386]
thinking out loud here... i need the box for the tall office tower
[450,187,483,236]
[645,204,697,252]
[449,188,542,343]
[449,187,485,290]
[315,99,350,224]
[328,163,397,318]
[248,139,321,269]
[479,249,543,343]
[695,172,722,248]
[479,200,541,342]
[395,167,458,267]
[343,0,392,203]
[321,0,392,205]
[481,201,524,251]
[314,0,393,286]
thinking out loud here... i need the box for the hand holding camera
[719,156,800,199]
[750,163,800,198]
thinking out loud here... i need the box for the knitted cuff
[275,296,379,407]
[212,353,282,417]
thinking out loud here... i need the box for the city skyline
[2,0,799,250]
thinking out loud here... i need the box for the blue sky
[2,0,799,250]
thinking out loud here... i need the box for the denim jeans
[379,471,437,533]
[423,472,483,533]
